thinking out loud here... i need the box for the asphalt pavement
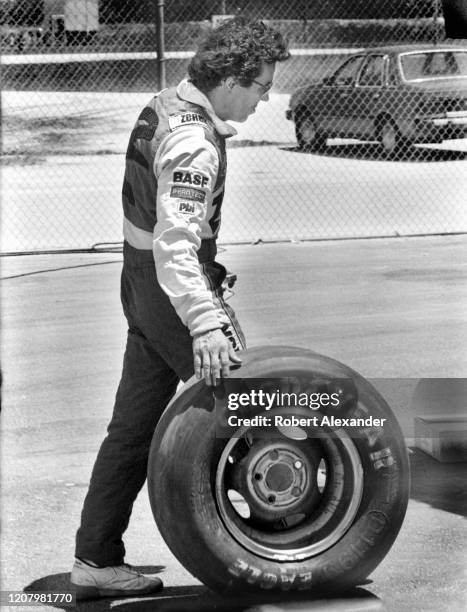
[2,236,466,612]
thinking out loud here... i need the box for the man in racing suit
[71,17,289,599]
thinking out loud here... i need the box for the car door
[351,54,389,138]
[320,55,365,135]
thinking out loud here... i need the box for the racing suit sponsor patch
[178,202,196,214]
[173,171,209,188]
[168,112,208,131]
[170,185,206,202]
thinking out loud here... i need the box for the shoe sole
[71,581,163,600]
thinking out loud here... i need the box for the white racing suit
[123,79,245,340]
[75,80,246,567]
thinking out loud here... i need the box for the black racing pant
[75,241,245,566]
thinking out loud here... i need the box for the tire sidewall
[148,350,409,594]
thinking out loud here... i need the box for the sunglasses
[250,79,273,95]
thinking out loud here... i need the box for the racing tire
[295,112,327,152]
[147,346,409,595]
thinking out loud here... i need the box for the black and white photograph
[1,1,466,611]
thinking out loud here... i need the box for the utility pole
[433,0,440,44]
[155,0,166,90]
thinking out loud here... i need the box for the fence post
[155,0,166,90]
[433,0,440,44]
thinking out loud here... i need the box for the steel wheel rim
[215,420,364,562]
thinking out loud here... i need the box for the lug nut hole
[268,495,276,503]
[254,473,262,481]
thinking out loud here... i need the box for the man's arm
[153,126,241,384]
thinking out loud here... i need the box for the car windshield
[400,50,467,80]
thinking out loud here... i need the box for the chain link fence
[1,0,466,252]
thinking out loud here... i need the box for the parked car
[286,45,467,155]
[1,26,44,51]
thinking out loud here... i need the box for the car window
[358,55,385,87]
[454,51,467,73]
[400,51,467,80]
[332,56,365,86]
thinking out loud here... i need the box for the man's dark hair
[188,17,290,92]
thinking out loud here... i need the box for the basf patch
[172,171,209,188]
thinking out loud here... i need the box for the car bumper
[412,111,467,141]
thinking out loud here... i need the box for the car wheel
[376,118,409,158]
[295,113,327,152]
[148,346,410,595]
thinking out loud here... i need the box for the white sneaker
[70,558,163,599]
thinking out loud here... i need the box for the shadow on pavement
[409,447,467,517]
[110,586,382,611]
[25,451,467,610]
[24,572,381,611]
[282,143,467,162]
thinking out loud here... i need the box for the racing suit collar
[176,79,238,138]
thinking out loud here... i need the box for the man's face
[227,62,276,122]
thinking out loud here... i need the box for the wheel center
[265,463,294,492]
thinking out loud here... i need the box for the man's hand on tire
[193,329,242,386]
